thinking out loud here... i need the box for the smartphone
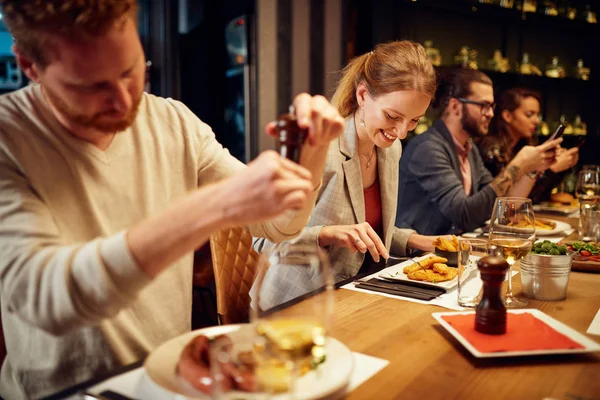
[548,124,565,141]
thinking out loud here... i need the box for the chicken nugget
[407,269,437,282]
[432,263,451,274]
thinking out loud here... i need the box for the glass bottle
[522,0,537,13]
[488,50,510,72]
[543,1,558,16]
[585,5,597,23]
[545,56,565,78]
[559,114,574,135]
[423,40,442,67]
[518,53,542,76]
[500,0,515,8]
[537,116,550,136]
[573,115,587,136]
[575,59,591,81]
[454,46,470,68]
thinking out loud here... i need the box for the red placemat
[441,312,585,353]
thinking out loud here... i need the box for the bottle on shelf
[488,50,510,73]
[522,0,537,13]
[423,40,442,67]
[414,115,433,136]
[537,117,550,136]
[545,56,565,78]
[517,53,542,76]
[573,115,588,136]
[500,0,515,8]
[542,1,558,16]
[574,59,591,81]
[584,5,597,23]
[558,114,574,135]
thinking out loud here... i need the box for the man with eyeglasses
[396,68,561,235]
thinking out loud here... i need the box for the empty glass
[457,238,489,307]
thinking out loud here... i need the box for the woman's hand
[318,222,389,262]
[550,147,579,173]
[407,234,452,253]
[512,138,563,174]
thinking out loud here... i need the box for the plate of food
[136,324,354,400]
[532,193,579,216]
[560,241,600,272]
[378,254,458,289]
[488,216,571,236]
[432,309,600,358]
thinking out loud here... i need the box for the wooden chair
[209,226,260,325]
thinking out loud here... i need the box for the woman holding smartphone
[477,87,579,202]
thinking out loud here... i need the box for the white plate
[377,254,458,290]
[137,324,353,400]
[533,203,579,216]
[432,309,600,358]
[485,218,571,236]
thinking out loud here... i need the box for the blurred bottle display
[538,117,550,136]
[584,5,597,23]
[545,56,565,78]
[424,40,442,67]
[414,115,433,136]
[517,53,542,75]
[574,59,591,80]
[573,115,588,136]
[522,0,537,13]
[542,1,558,16]
[455,46,479,70]
[488,50,510,72]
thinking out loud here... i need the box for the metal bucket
[520,254,572,301]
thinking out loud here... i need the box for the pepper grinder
[475,256,510,335]
[274,105,307,163]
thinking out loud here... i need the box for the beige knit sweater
[0,85,315,399]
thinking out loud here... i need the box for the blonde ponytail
[331,41,436,118]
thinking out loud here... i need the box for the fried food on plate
[401,256,457,283]
[402,256,448,273]
[508,216,556,230]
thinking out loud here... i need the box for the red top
[364,178,383,235]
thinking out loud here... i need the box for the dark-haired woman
[477,87,579,203]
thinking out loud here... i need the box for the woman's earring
[359,108,365,127]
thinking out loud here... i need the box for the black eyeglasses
[456,97,496,115]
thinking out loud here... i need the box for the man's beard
[461,105,488,138]
[45,86,142,133]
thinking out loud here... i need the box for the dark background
[344,0,600,166]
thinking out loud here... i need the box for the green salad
[531,240,568,256]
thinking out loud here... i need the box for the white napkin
[67,351,389,399]
[587,308,600,336]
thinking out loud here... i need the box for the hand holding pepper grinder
[475,255,510,335]
[274,105,308,163]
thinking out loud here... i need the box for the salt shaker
[475,256,509,335]
[274,105,307,163]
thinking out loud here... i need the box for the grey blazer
[252,116,415,310]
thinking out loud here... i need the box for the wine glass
[488,197,535,308]
[250,242,335,398]
[575,169,600,242]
